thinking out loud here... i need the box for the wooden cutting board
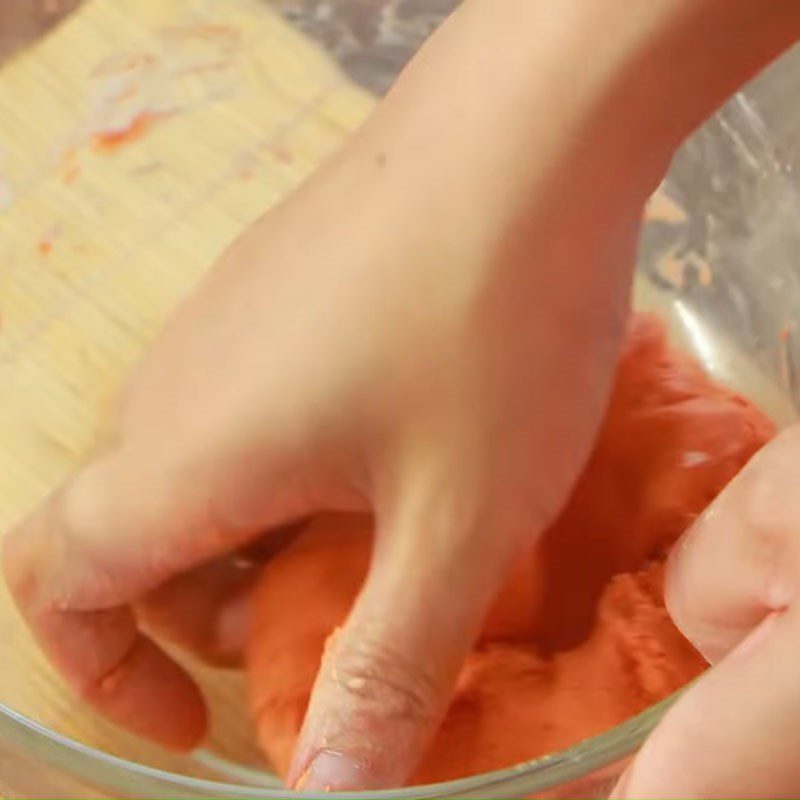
[0,0,373,788]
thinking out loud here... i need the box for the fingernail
[294,750,365,792]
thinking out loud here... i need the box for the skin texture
[4,0,800,793]
[246,314,773,786]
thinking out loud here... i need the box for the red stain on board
[160,23,240,45]
[62,162,81,185]
[59,147,79,184]
[37,225,61,256]
[110,83,141,106]
[194,24,239,38]
[271,143,294,165]
[129,160,164,177]
[92,112,161,153]
[91,52,157,81]
[260,139,294,166]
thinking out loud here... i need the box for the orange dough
[245,314,775,785]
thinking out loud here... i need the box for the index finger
[3,484,207,750]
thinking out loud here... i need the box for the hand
[4,0,799,792]
[3,1,660,790]
[613,425,800,798]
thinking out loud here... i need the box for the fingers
[4,440,317,617]
[137,524,302,666]
[614,425,800,797]
[136,556,259,668]
[18,452,297,613]
[3,491,206,750]
[287,501,518,792]
[615,609,800,798]
[2,450,309,747]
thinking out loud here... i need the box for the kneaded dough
[245,313,775,784]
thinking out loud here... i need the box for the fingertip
[284,602,452,791]
[86,637,208,751]
[285,637,434,791]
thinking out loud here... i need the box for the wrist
[602,0,800,146]
[479,0,800,151]
[347,0,800,244]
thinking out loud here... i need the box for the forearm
[590,0,800,150]
[304,0,800,312]
[455,0,800,161]
[355,0,800,207]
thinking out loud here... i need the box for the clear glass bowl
[1,4,799,798]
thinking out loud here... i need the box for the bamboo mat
[0,0,373,789]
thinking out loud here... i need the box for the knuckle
[738,468,797,602]
[2,495,64,607]
[738,449,797,544]
[328,631,440,727]
[2,525,35,603]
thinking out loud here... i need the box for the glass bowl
[1,3,798,798]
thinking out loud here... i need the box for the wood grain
[0,0,373,785]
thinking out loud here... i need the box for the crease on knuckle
[742,472,797,611]
[330,632,440,727]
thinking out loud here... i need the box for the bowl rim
[0,692,679,798]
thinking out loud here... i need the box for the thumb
[613,427,800,798]
[287,502,517,791]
